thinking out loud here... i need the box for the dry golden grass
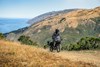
[0,40,97,67]
[29,7,100,32]
[54,51,100,67]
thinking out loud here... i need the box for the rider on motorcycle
[52,29,62,47]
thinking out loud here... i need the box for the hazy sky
[0,0,100,18]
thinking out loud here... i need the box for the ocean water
[0,18,30,33]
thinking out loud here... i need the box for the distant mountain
[4,27,28,37]
[28,9,77,24]
[6,7,100,46]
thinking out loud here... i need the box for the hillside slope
[27,9,77,24]
[0,40,96,67]
[6,7,100,46]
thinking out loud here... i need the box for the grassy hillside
[6,7,100,47]
[0,40,96,67]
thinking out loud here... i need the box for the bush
[61,45,68,50]
[18,35,38,46]
[64,37,100,51]
[0,33,5,39]
[43,44,49,49]
[73,44,81,50]
[59,18,66,23]
[67,44,74,51]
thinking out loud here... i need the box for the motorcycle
[47,41,61,52]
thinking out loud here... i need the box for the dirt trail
[52,50,100,67]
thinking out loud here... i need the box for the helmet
[55,29,59,33]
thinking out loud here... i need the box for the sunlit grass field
[0,40,96,67]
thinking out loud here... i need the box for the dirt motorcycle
[47,41,61,52]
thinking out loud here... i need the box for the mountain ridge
[28,9,78,24]
[6,6,100,46]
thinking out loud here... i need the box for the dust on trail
[51,50,100,67]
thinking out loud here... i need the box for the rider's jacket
[52,32,61,41]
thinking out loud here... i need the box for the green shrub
[43,44,49,49]
[66,44,74,51]
[61,45,68,50]
[59,18,66,23]
[18,35,38,46]
[64,37,100,51]
[0,33,5,39]
[73,44,81,50]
